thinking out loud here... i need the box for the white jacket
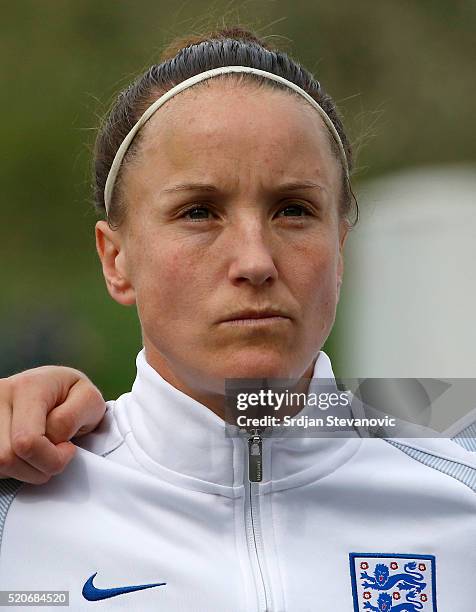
[0,350,475,611]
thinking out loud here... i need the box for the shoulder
[382,435,476,494]
[443,407,476,452]
[0,397,133,554]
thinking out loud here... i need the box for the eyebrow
[161,182,220,194]
[161,180,326,194]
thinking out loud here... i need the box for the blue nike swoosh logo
[82,572,167,601]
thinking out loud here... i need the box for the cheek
[133,240,209,322]
[286,236,340,331]
[286,234,340,294]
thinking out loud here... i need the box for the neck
[142,344,317,422]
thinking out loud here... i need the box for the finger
[9,372,78,473]
[9,367,72,443]
[0,401,62,483]
[9,365,88,431]
[10,430,77,475]
[45,379,106,444]
[0,451,54,485]
[9,382,50,466]
[0,395,13,468]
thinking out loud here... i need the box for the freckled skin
[95,81,348,418]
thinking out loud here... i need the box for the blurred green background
[1,0,475,398]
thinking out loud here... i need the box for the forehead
[126,79,340,193]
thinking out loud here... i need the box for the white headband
[104,65,349,214]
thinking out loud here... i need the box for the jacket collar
[114,349,361,495]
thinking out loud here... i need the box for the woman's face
[96,81,348,404]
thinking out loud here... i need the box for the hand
[0,366,106,484]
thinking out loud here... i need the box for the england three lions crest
[349,553,437,611]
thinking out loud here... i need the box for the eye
[276,202,312,217]
[181,205,213,221]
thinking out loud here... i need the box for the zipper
[248,432,263,482]
[244,428,272,611]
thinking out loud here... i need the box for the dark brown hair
[94,26,357,227]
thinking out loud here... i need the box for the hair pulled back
[94,27,357,227]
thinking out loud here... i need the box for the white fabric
[104,66,349,213]
[0,350,475,610]
[444,406,476,439]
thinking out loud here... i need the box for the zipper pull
[247,429,263,482]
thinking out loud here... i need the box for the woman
[1,27,475,611]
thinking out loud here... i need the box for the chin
[220,349,297,380]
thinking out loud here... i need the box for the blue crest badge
[349,553,437,611]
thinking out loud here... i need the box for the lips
[220,309,291,323]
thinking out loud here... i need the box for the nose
[227,220,278,287]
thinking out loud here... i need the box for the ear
[336,221,349,296]
[95,221,136,306]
